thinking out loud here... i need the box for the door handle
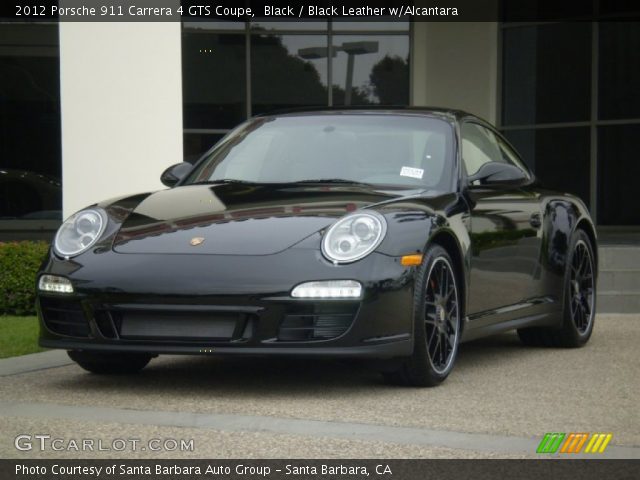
[529,212,542,229]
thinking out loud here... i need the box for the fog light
[291,280,362,299]
[38,275,74,294]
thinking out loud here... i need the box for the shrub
[0,241,50,315]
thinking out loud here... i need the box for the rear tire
[384,245,462,387]
[517,229,596,348]
[68,350,152,374]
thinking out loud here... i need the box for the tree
[368,55,410,105]
[251,34,328,113]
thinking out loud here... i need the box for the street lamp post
[298,41,379,105]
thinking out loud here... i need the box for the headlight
[54,208,107,257]
[321,211,387,264]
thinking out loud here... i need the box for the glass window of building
[331,35,409,106]
[0,23,62,238]
[251,34,328,115]
[502,22,591,126]
[181,21,410,160]
[597,125,640,226]
[598,22,640,121]
[501,18,640,226]
[182,29,247,130]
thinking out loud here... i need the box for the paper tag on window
[400,166,424,179]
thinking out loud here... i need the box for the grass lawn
[0,316,45,359]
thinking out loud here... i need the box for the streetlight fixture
[298,41,379,105]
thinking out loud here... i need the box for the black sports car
[37,108,597,386]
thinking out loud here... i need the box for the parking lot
[0,314,638,459]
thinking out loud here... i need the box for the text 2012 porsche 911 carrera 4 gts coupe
[37,108,597,386]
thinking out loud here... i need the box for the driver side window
[462,122,530,179]
[461,123,504,176]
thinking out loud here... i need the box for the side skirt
[460,312,558,343]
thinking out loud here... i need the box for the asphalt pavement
[0,314,638,459]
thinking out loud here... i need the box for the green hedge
[0,241,50,315]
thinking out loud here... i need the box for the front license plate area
[119,311,238,340]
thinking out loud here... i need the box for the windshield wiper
[292,178,374,186]
[190,178,258,185]
[191,178,376,188]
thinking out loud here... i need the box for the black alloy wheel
[569,239,595,334]
[384,244,461,387]
[518,229,596,348]
[424,256,460,374]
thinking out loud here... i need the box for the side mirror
[160,162,192,187]
[467,162,527,187]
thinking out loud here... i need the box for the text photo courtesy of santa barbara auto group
[0,0,638,478]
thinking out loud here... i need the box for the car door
[461,121,543,324]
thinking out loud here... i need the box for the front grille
[118,311,238,341]
[278,306,356,341]
[91,305,260,343]
[40,298,90,338]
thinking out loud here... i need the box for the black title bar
[3,0,640,22]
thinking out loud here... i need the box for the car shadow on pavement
[49,331,549,394]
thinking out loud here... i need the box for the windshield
[184,114,455,191]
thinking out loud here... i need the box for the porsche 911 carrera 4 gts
[37,108,597,386]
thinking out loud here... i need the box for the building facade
[1,14,638,241]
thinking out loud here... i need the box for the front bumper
[37,249,416,359]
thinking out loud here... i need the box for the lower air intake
[40,298,90,338]
[278,313,354,341]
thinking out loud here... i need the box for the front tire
[384,245,461,387]
[518,229,596,348]
[68,350,152,374]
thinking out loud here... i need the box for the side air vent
[278,313,354,341]
[40,298,90,338]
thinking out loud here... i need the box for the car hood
[112,183,399,255]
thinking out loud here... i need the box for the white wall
[59,21,183,217]
[412,22,498,124]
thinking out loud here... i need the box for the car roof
[255,106,484,123]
